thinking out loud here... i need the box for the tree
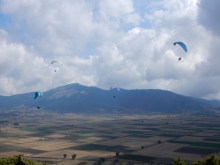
[63,154,67,158]
[202,154,219,165]
[72,154,76,160]
[13,122,19,126]
[93,161,102,165]
[100,158,105,162]
[118,161,124,165]
[116,152,119,157]
[172,157,187,165]
[0,155,48,165]
[78,162,89,165]
[190,160,200,165]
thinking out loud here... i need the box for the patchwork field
[0,111,220,165]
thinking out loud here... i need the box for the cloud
[197,0,220,36]
[92,0,219,99]
[0,0,220,100]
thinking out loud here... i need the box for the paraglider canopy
[34,91,43,99]
[36,107,40,109]
[173,42,187,52]
[51,60,62,65]
[110,85,120,91]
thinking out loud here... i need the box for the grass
[128,123,159,126]
[170,140,220,149]
[160,134,182,138]
[97,135,119,139]
[0,133,25,139]
[128,134,152,138]
[0,145,24,153]
[59,134,88,140]
[16,127,37,132]
[122,131,145,135]
[169,140,192,144]
[191,142,220,149]
[73,130,94,134]
[0,120,8,124]
[119,154,156,162]
[204,138,220,142]
[70,144,135,153]
[210,128,220,131]
[143,128,160,131]
[174,146,218,155]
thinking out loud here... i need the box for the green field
[0,111,220,165]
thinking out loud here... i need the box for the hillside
[0,83,214,113]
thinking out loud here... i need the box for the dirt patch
[19,148,47,154]
[134,142,188,157]
[70,144,134,153]
[119,154,156,162]
[0,144,24,153]
[174,146,218,155]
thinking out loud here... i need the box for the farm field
[0,111,220,165]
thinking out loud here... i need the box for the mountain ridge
[0,83,215,113]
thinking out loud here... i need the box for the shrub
[100,158,105,161]
[13,122,19,126]
[0,155,48,165]
[72,154,76,160]
[202,154,219,165]
[172,157,187,165]
[78,162,89,165]
[116,152,119,157]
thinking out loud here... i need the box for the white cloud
[0,0,220,100]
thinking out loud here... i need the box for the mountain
[0,83,215,113]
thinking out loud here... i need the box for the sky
[0,0,219,99]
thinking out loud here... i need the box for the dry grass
[162,151,203,161]
[175,136,204,142]
[1,113,220,164]
[31,149,114,160]
[134,142,188,157]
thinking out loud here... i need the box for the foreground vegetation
[0,155,48,165]
[76,154,220,165]
[1,154,220,165]
[173,154,220,165]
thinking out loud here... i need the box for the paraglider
[110,85,120,98]
[36,107,40,109]
[51,60,62,72]
[173,42,187,52]
[51,61,62,65]
[110,85,120,91]
[178,57,181,61]
[34,91,43,99]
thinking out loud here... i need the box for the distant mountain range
[0,83,218,113]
